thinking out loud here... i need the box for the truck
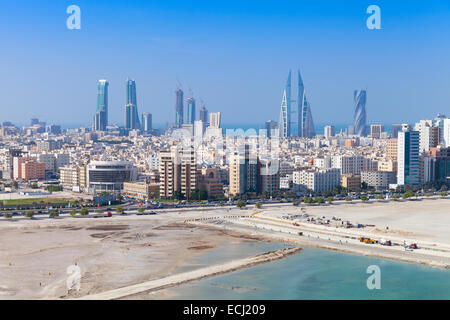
[380,239,392,246]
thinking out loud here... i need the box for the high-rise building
[391,124,403,138]
[229,149,259,196]
[125,79,140,130]
[199,105,208,124]
[175,88,184,128]
[265,120,278,138]
[186,97,196,124]
[324,125,336,139]
[298,71,316,138]
[141,112,152,133]
[94,80,109,131]
[279,71,292,138]
[209,112,221,129]
[397,126,420,186]
[386,138,399,161]
[353,90,367,136]
[370,124,384,139]
[443,119,450,147]
[414,120,440,153]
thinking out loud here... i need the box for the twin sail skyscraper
[279,70,315,138]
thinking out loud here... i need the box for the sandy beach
[0,197,449,299]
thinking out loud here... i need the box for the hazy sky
[1,0,450,128]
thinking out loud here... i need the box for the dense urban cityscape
[1,72,449,205]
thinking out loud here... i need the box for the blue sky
[1,0,450,128]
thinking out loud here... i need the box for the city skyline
[2,1,450,127]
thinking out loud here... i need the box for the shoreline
[76,247,302,300]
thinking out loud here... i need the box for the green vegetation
[25,210,34,218]
[70,209,77,216]
[314,197,325,204]
[96,209,104,214]
[360,196,369,202]
[439,192,447,198]
[402,190,415,200]
[376,195,384,200]
[190,189,208,201]
[392,194,401,200]
[255,202,262,209]
[236,201,246,209]
[80,208,89,216]
[31,183,38,189]
[293,201,301,206]
[137,208,145,213]
[49,210,59,218]
[45,185,63,193]
[425,192,434,197]
[326,197,334,204]
[4,213,12,219]
[345,197,352,202]
[116,206,124,213]
[303,197,314,204]
[1,198,69,206]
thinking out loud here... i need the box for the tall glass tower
[125,79,140,130]
[199,105,208,124]
[353,90,367,136]
[175,88,184,128]
[298,71,315,138]
[186,97,196,124]
[279,71,292,138]
[94,80,109,131]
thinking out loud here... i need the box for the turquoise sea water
[163,241,450,300]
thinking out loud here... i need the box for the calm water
[163,241,450,300]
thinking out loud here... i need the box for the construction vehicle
[359,237,378,244]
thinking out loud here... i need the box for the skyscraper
[186,97,196,124]
[125,79,140,130]
[94,80,109,131]
[279,71,291,138]
[353,90,367,136]
[175,88,184,128]
[398,125,420,186]
[279,70,315,138]
[209,112,221,129]
[298,71,316,138]
[142,112,152,133]
[199,105,208,124]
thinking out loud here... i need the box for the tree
[255,202,262,209]
[4,213,12,219]
[96,209,104,214]
[31,183,38,189]
[12,181,19,189]
[326,197,334,204]
[304,197,314,204]
[138,208,145,213]
[313,197,324,204]
[440,185,448,191]
[361,182,368,191]
[80,208,89,216]
[392,194,401,200]
[425,192,434,197]
[70,209,77,216]
[439,192,447,198]
[345,197,352,202]
[236,201,246,209]
[49,210,59,218]
[25,210,34,218]
[376,195,384,200]
[293,201,301,207]
[116,206,124,213]
[361,196,369,202]
[402,190,415,200]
